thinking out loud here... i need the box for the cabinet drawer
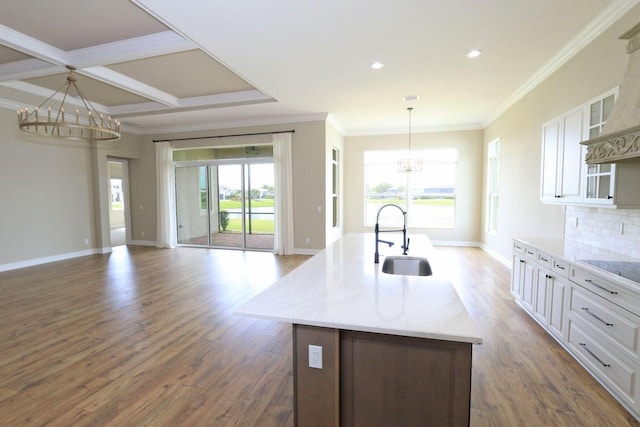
[570,265,640,315]
[524,247,537,260]
[552,259,569,278]
[567,320,638,408]
[537,251,552,269]
[569,286,640,360]
[513,241,525,254]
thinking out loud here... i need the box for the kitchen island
[236,233,482,426]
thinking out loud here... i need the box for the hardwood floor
[0,245,638,426]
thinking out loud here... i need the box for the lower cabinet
[293,324,473,427]
[511,242,567,341]
[511,246,535,312]
[511,238,640,420]
[533,264,568,340]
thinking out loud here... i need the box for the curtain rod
[152,129,295,143]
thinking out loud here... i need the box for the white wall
[0,106,145,268]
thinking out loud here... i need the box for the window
[486,139,500,233]
[199,166,208,214]
[332,148,340,228]
[364,149,456,228]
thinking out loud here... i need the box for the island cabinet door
[293,325,341,427]
[340,331,472,427]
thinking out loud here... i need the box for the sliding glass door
[175,161,274,250]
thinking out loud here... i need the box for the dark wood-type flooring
[0,244,638,426]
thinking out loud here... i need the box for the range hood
[581,22,640,164]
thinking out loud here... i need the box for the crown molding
[483,0,640,128]
[127,112,329,135]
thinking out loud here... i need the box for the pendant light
[397,107,422,172]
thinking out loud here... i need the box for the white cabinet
[567,265,640,415]
[512,238,640,419]
[511,242,535,311]
[540,107,584,203]
[540,88,640,208]
[531,251,568,340]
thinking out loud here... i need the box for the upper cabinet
[540,88,640,208]
[540,107,584,203]
[582,93,616,205]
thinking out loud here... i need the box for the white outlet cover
[308,344,323,369]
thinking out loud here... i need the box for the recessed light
[403,95,419,102]
[371,61,384,69]
[466,49,482,58]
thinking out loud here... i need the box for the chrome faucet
[374,203,409,263]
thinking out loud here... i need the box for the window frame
[486,138,500,234]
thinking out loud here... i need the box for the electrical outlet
[308,345,323,369]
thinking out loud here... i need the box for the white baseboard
[478,243,511,268]
[128,240,157,247]
[430,240,481,247]
[429,240,511,269]
[0,248,99,273]
[294,248,320,255]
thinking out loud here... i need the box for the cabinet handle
[556,265,565,270]
[579,343,611,367]
[581,307,614,326]
[555,195,562,198]
[540,256,549,262]
[585,279,618,295]
[520,259,525,263]
[607,196,613,199]
[545,274,553,279]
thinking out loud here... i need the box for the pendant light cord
[408,107,413,151]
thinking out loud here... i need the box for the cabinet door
[581,90,617,205]
[558,108,584,202]
[511,254,524,299]
[547,275,567,339]
[522,260,536,312]
[540,118,561,202]
[533,266,550,323]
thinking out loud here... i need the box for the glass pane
[489,194,498,232]
[600,164,611,173]
[364,149,456,228]
[598,176,611,198]
[603,94,615,121]
[408,162,456,228]
[586,176,596,199]
[212,164,244,248]
[590,101,601,126]
[245,163,274,250]
[175,166,209,245]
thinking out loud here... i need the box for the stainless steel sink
[381,256,432,276]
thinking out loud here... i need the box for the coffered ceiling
[0,0,638,136]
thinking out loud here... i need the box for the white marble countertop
[514,236,640,289]
[513,236,640,264]
[235,233,482,344]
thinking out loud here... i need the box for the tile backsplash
[565,205,640,259]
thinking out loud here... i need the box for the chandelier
[397,107,422,172]
[17,66,121,142]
